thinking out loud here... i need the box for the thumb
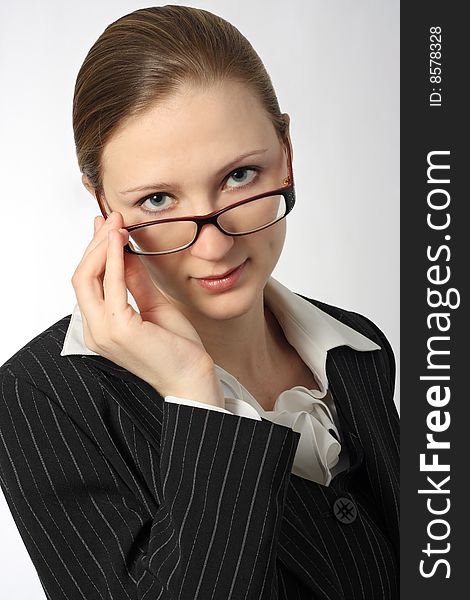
[123,252,170,315]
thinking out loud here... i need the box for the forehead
[101,80,278,189]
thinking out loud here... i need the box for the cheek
[255,219,286,259]
[272,220,287,261]
[138,254,184,290]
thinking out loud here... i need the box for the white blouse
[61,276,381,486]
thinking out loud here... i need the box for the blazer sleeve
[0,370,300,600]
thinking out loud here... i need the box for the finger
[73,269,105,334]
[82,212,124,263]
[72,215,126,344]
[74,229,127,350]
[73,233,109,300]
[103,228,133,313]
[72,233,111,330]
[93,215,105,234]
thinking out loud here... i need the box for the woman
[0,5,399,599]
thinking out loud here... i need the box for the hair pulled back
[72,4,287,193]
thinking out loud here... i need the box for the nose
[189,222,234,260]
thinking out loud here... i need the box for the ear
[82,173,112,214]
[281,113,293,159]
[81,173,95,197]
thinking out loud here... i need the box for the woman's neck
[193,300,290,384]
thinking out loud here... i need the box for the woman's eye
[139,193,174,213]
[136,168,260,214]
[225,167,258,189]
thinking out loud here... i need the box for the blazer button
[333,496,358,524]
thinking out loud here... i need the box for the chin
[190,271,270,321]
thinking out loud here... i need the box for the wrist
[191,369,225,408]
[160,359,225,409]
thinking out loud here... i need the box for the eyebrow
[118,148,269,194]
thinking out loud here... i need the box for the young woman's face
[99,79,291,321]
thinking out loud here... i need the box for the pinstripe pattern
[0,294,399,599]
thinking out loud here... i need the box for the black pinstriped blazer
[0,294,399,599]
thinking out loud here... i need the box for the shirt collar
[260,277,380,393]
[60,275,381,393]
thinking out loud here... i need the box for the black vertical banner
[401,3,467,598]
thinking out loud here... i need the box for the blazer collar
[60,276,380,392]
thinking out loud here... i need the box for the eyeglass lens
[127,194,287,254]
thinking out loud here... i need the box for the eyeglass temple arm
[94,189,109,220]
[283,134,294,186]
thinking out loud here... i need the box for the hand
[71,212,225,407]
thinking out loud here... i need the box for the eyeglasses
[94,137,295,255]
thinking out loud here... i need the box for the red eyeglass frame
[94,135,295,255]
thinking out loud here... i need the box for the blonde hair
[72,5,288,192]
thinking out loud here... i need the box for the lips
[194,259,247,292]
[197,260,246,280]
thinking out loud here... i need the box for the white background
[0,0,399,596]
